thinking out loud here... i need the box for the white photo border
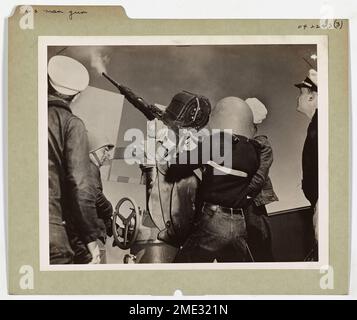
[38,35,329,271]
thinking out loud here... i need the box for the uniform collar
[311,109,317,123]
[48,94,72,113]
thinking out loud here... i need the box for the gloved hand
[87,241,101,264]
[98,236,106,245]
[104,218,121,238]
[104,218,113,238]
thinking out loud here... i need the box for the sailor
[171,97,260,262]
[67,131,115,263]
[244,98,279,262]
[48,55,102,264]
[295,69,318,260]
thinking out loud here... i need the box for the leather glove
[104,218,113,238]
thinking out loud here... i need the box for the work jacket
[246,135,279,207]
[48,94,102,244]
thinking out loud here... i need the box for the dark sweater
[302,110,318,206]
[167,132,259,209]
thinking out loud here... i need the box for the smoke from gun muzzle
[90,50,110,75]
[102,72,110,79]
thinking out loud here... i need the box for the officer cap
[295,69,318,92]
[48,55,90,96]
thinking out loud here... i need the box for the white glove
[87,241,101,264]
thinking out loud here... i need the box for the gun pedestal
[129,211,179,263]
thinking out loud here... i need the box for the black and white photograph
[39,36,328,269]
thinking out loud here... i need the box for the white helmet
[87,131,114,153]
[245,98,268,124]
[210,97,254,137]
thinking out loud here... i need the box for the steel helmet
[87,130,114,153]
[162,91,211,131]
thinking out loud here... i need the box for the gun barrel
[102,72,121,89]
[102,72,157,121]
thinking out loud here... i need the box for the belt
[203,202,244,216]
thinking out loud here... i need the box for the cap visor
[294,83,313,89]
[91,144,115,153]
[294,83,317,92]
[49,79,79,96]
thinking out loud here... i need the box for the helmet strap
[89,152,101,167]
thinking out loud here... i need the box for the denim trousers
[174,204,250,263]
[245,203,274,262]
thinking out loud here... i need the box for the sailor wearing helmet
[169,97,261,262]
[244,98,279,262]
